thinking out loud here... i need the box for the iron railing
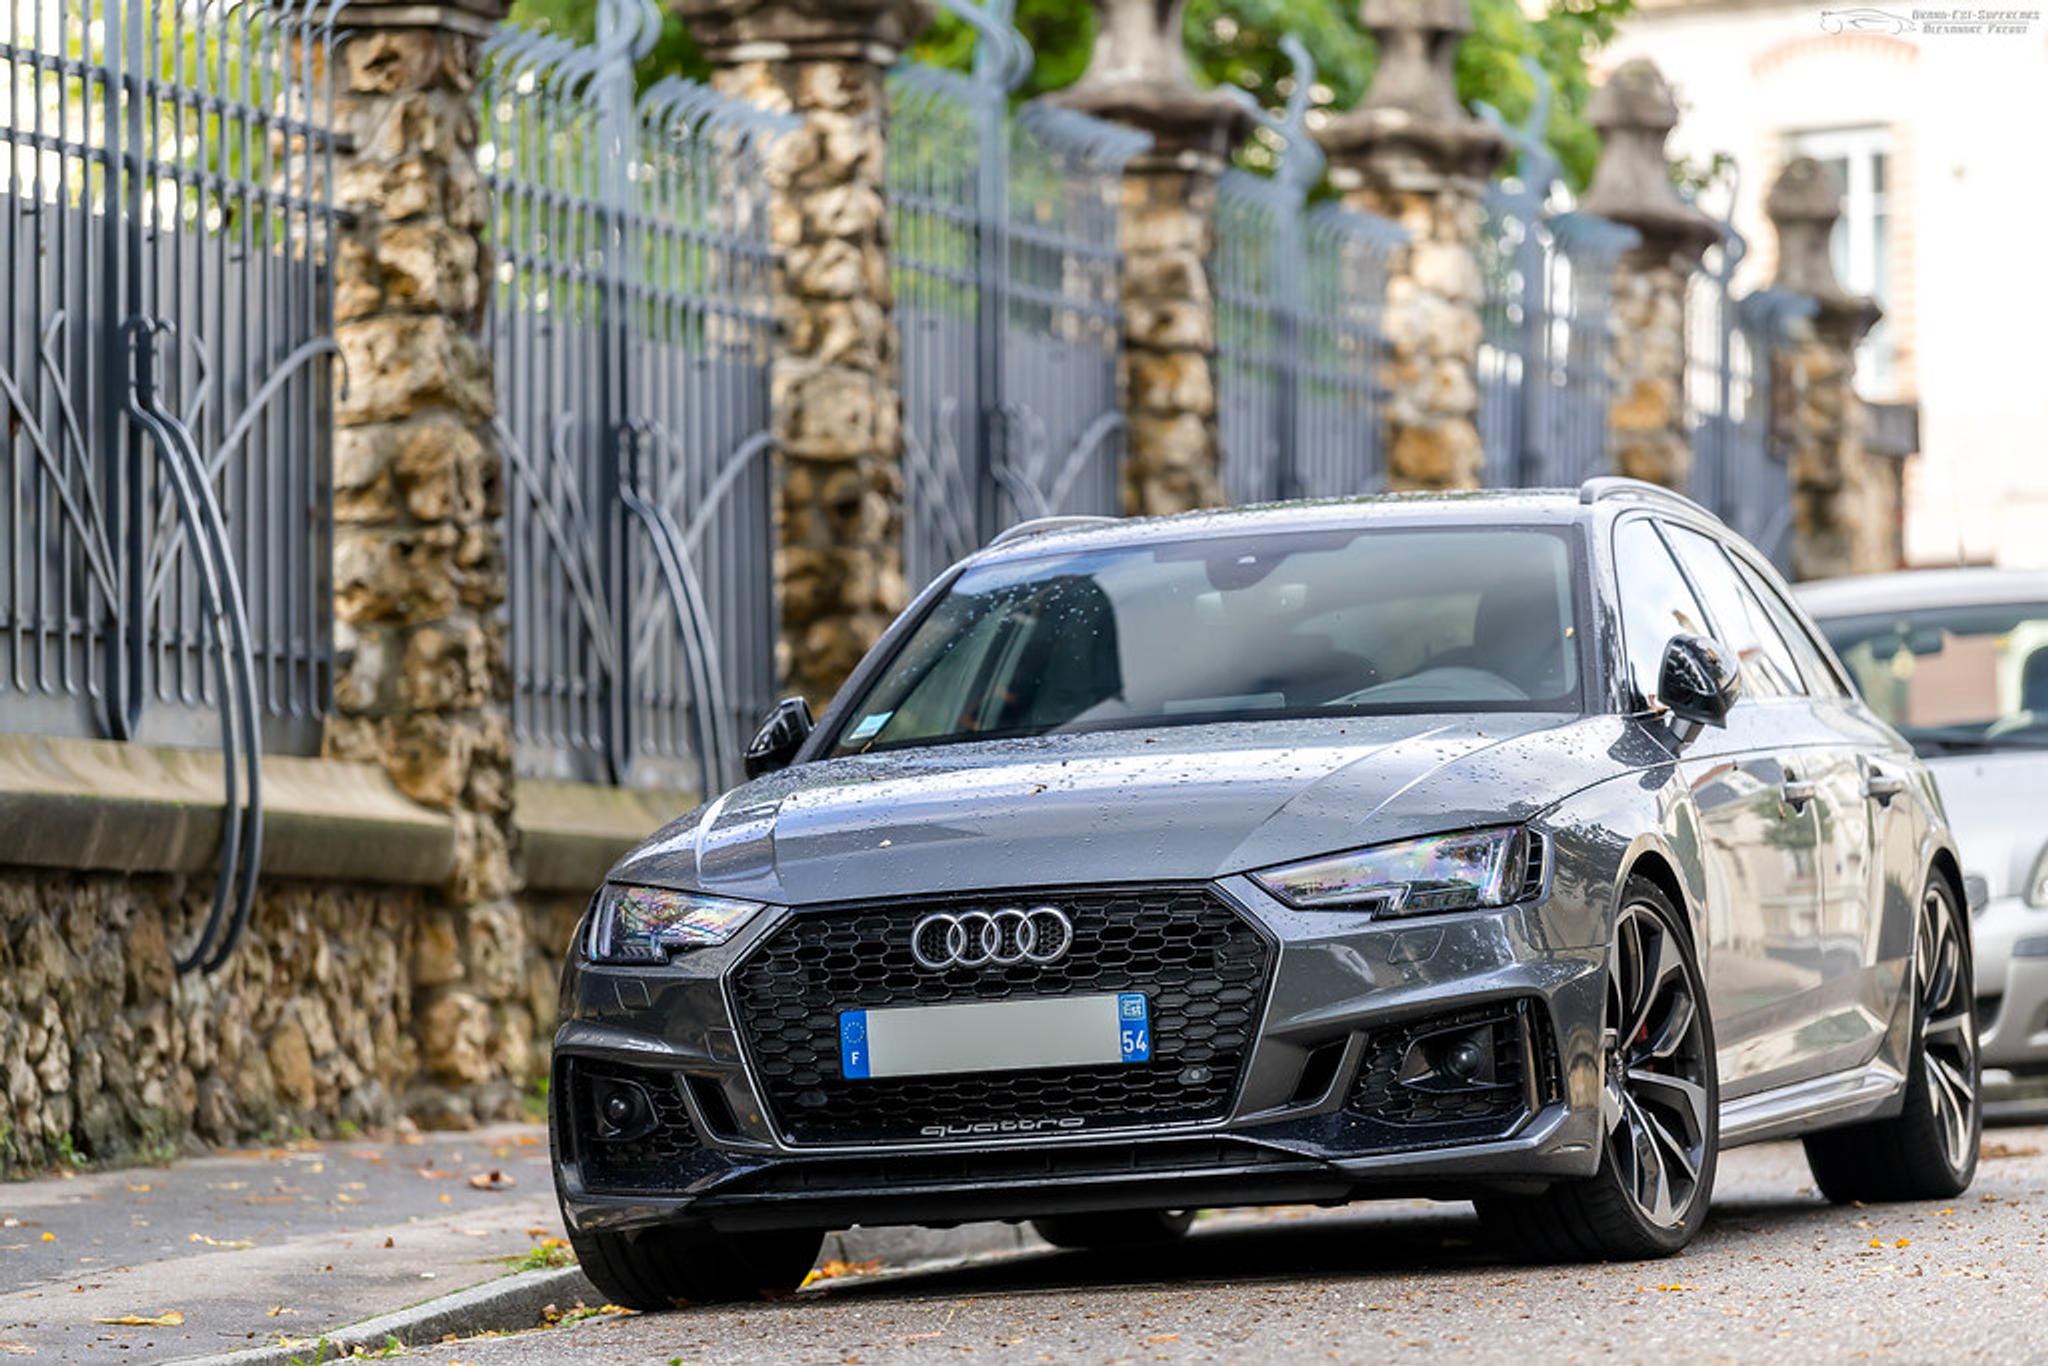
[482,0,790,794]
[1686,198,1815,573]
[891,0,1148,589]
[1,0,340,970]
[1214,38,1402,503]
[1476,69,1639,489]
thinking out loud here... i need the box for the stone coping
[0,733,456,887]
[515,777,696,894]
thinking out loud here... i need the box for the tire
[1032,1208,1196,1251]
[1803,871,1980,1203]
[1477,876,1719,1262]
[566,1223,823,1310]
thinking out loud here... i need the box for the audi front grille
[729,886,1275,1146]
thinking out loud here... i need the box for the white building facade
[1602,0,2048,568]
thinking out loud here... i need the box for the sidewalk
[0,1124,565,1361]
[0,1123,1037,1361]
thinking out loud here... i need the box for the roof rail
[986,515,1119,549]
[1577,476,1718,520]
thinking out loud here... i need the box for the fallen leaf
[807,1257,881,1282]
[1868,1237,1883,1248]
[1895,1238,1911,1248]
[383,1237,396,1249]
[126,1184,151,1194]
[1147,1333,1181,1344]
[189,1233,255,1250]
[438,1193,453,1205]
[38,1233,53,1244]
[0,1340,33,1354]
[266,1306,293,1318]
[1982,1141,2039,1161]
[467,1170,516,1192]
[93,1311,184,1327]
[416,1166,453,1180]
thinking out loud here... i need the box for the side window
[1731,555,1849,699]
[1664,526,1802,698]
[1612,518,1712,707]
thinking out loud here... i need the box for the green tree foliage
[505,0,1629,189]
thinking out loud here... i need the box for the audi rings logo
[910,906,1074,970]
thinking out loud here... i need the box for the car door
[1663,523,1845,1094]
[1733,551,1906,1076]
[1611,515,1823,1098]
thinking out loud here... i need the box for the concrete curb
[164,1222,1037,1365]
[166,1265,600,1366]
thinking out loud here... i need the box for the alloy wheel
[1602,902,1712,1229]
[1915,882,1978,1172]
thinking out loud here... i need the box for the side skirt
[1718,1061,1907,1149]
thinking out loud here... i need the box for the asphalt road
[404,1124,2048,1365]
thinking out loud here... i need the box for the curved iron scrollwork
[1214,34,1405,503]
[484,0,793,793]
[891,0,1150,590]
[2,0,344,972]
[1474,59,1640,490]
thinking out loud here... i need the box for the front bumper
[552,875,1610,1236]
[1974,895,2048,1072]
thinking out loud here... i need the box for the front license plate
[839,992,1150,1081]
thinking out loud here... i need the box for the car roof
[1794,566,2048,618]
[966,489,1602,567]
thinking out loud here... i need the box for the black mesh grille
[567,1059,702,1193]
[731,886,1273,1146]
[1344,1000,1559,1142]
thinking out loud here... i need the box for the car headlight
[1251,826,1543,917]
[586,884,764,963]
[2028,845,2048,909]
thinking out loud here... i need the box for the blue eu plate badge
[1117,992,1151,1063]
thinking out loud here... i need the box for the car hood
[1925,750,2048,900]
[610,713,1639,906]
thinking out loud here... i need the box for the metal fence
[1,0,339,969]
[482,0,789,794]
[1476,75,1639,489]
[890,1,1148,589]
[1686,203,1816,574]
[1214,40,1403,503]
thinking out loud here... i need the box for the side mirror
[743,697,814,778]
[1658,634,1742,732]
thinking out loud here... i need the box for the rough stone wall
[1120,165,1227,515]
[322,16,533,1127]
[1607,258,1691,489]
[1342,181,1488,490]
[0,868,580,1175]
[0,872,422,1175]
[706,57,906,712]
[1776,324,1891,578]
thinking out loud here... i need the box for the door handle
[1780,778,1817,810]
[1864,772,1907,805]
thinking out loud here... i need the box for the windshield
[1814,601,2048,755]
[829,526,1584,756]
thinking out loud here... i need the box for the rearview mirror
[1658,634,1742,732]
[743,697,814,778]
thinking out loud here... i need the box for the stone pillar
[1578,59,1717,491]
[677,0,928,712]
[1052,0,1250,516]
[1316,0,1504,490]
[327,0,528,1125]
[1765,157,1884,580]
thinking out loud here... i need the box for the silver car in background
[1801,568,2048,1104]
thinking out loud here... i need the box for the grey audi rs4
[550,478,1979,1306]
